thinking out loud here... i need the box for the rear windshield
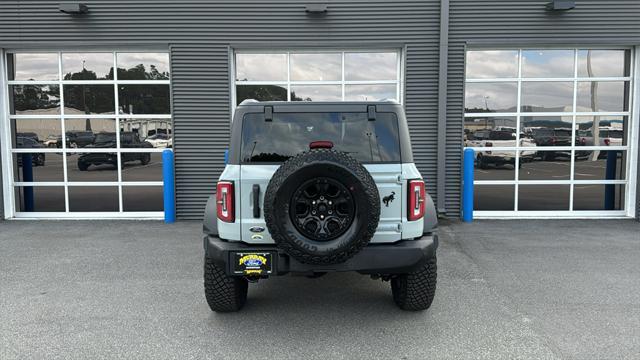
[241,112,401,163]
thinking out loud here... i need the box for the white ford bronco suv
[203,101,438,312]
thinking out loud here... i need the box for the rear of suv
[203,101,438,312]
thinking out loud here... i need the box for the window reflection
[344,84,397,102]
[291,85,341,102]
[10,85,60,115]
[66,153,119,181]
[13,153,64,182]
[117,52,170,80]
[64,85,115,114]
[290,53,341,81]
[68,186,119,212]
[236,84,287,104]
[519,151,570,180]
[474,185,515,211]
[466,50,518,79]
[344,52,397,81]
[464,118,517,145]
[62,53,114,80]
[122,186,163,211]
[576,116,627,147]
[521,116,573,146]
[64,119,116,148]
[574,150,626,180]
[118,85,170,114]
[521,82,573,112]
[473,150,516,181]
[122,153,162,181]
[576,81,629,112]
[235,53,287,82]
[465,83,517,113]
[15,186,65,212]
[521,50,574,78]
[573,184,624,210]
[578,50,630,78]
[11,119,61,148]
[519,185,570,210]
[7,53,59,81]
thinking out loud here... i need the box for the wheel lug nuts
[312,210,316,214]
[320,196,324,200]
[328,210,332,214]
[320,215,324,219]
[328,201,332,205]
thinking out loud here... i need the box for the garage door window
[233,50,402,106]
[3,51,172,217]
[464,48,636,216]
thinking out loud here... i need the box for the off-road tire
[77,160,89,171]
[204,257,248,312]
[391,258,437,311]
[264,149,380,266]
[140,153,151,165]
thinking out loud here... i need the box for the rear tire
[77,160,89,171]
[391,258,437,311]
[140,154,150,165]
[204,257,248,312]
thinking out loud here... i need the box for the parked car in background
[16,132,39,142]
[526,128,588,160]
[65,131,96,148]
[16,136,46,166]
[43,134,61,148]
[578,127,624,147]
[466,129,537,168]
[144,133,173,148]
[77,132,152,170]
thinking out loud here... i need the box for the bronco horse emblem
[382,191,396,207]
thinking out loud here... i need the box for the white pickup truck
[465,129,537,169]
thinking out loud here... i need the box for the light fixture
[305,3,328,14]
[546,0,575,11]
[59,2,89,15]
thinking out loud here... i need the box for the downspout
[436,0,450,214]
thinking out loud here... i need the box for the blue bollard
[162,149,176,223]
[604,150,617,210]
[22,154,34,212]
[224,149,229,165]
[462,148,475,222]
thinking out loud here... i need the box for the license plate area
[231,252,273,276]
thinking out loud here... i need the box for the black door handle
[252,184,260,218]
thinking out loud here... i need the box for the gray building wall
[0,0,442,219]
[446,0,640,218]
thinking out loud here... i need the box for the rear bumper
[204,234,438,276]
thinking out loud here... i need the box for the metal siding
[447,0,640,218]
[0,0,441,219]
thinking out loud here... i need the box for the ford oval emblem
[249,226,265,233]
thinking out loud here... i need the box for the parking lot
[1,219,639,359]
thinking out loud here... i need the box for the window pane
[521,116,573,148]
[344,84,397,102]
[7,53,59,81]
[344,52,397,81]
[519,151,570,180]
[466,50,518,79]
[235,53,286,82]
[291,85,341,101]
[11,119,61,148]
[64,119,116,148]
[122,153,162,181]
[122,119,173,148]
[573,184,624,211]
[62,53,114,80]
[118,85,170,114]
[63,85,115,115]
[521,82,573,112]
[521,50,574,78]
[519,185,570,210]
[122,186,163,211]
[117,52,170,80]
[474,185,515,211]
[576,116,628,147]
[68,186,118,211]
[236,85,287,104]
[578,50,630,78]
[290,53,341,81]
[464,117,517,144]
[10,85,60,115]
[67,153,118,181]
[12,153,64,182]
[574,150,626,181]
[576,81,629,112]
[15,186,65,212]
[465,82,517,113]
[474,150,516,181]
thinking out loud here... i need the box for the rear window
[241,112,401,163]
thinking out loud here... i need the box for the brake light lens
[216,181,235,222]
[604,138,610,146]
[408,179,425,221]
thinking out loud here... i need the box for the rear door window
[241,112,401,163]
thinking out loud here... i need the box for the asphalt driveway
[1,219,639,359]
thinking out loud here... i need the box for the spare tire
[264,149,380,265]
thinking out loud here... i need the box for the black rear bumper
[204,234,438,276]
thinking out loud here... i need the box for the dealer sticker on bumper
[232,252,273,275]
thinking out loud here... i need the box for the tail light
[485,142,492,154]
[604,138,610,146]
[580,138,586,145]
[216,181,235,222]
[408,179,425,221]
